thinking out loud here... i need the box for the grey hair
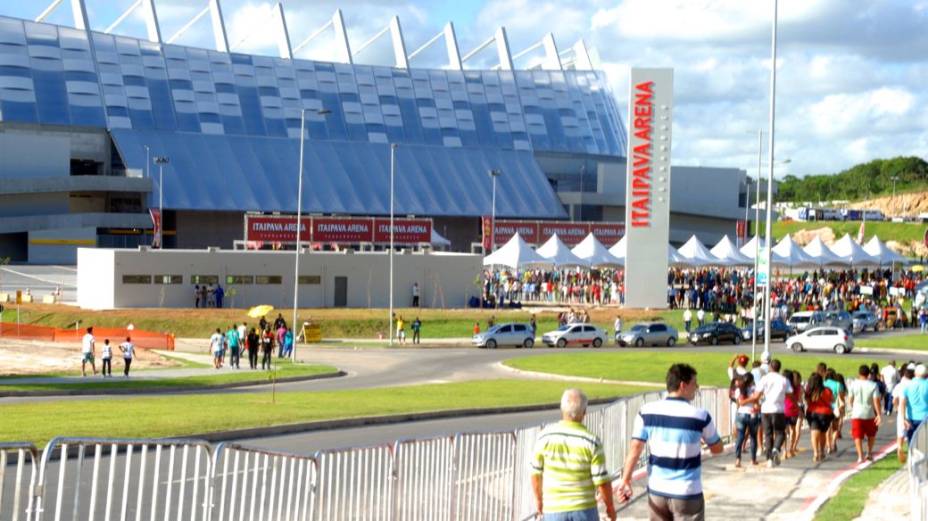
[560,388,588,420]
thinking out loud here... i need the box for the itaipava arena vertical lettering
[631,81,653,228]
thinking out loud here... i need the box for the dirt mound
[0,339,180,376]
[856,191,928,218]
[791,227,836,246]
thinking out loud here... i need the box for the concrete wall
[30,227,97,264]
[77,248,483,310]
[175,211,244,249]
[0,131,69,179]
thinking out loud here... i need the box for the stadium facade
[0,3,748,264]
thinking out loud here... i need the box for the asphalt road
[0,264,76,303]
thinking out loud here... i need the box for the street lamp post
[891,175,900,218]
[292,107,330,362]
[389,143,397,346]
[153,156,169,249]
[763,0,780,360]
[489,170,501,251]
[751,129,763,361]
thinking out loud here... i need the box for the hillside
[777,156,928,203]
[769,220,927,258]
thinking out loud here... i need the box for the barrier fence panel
[0,443,38,521]
[393,437,454,521]
[211,443,317,521]
[453,432,516,521]
[512,426,541,521]
[910,422,928,520]
[601,401,627,477]
[314,444,394,521]
[33,438,212,521]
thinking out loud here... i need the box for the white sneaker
[772,449,781,467]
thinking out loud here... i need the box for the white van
[787,311,825,333]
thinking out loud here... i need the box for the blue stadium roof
[0,15,628,218]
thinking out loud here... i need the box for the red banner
[493,220,539,245]
[588,222,625,246]
[736,220,747,240]
[245,215,311,242]
[485,219,625,247]
[149,208,162,248]
[538,222,592,245]
[312,218,374,243]
[373,218,431,243]
[482,216,493,251]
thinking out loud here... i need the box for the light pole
[292,107,330,362]
[762,0,779,360]
[891,175,900,218]
[489,169,501,251]
[751,129,763,361]
[153,156,169,249]
[389,143,397,346]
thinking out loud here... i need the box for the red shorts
[851,418,877,439]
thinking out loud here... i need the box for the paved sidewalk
[618,412,901,520]
[855,467,910,520]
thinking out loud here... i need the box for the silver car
[618,322,679,347]
[473,322,535,349]
[823,310,852,332]
[851,311,880,333]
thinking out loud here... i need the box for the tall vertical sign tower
[624,68,673,308]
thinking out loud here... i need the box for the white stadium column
[209,0,230,53]
[494,27,513,71]
[389,16,408,69]
[542,33,562,70]
[332,9,353,64]
[444,22,463,70]
[274,1,293,59]
[141,0,163,44]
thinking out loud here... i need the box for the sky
[4,0,928,178]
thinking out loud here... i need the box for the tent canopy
[710,235,753,266]
[431,229,451,247]
[572,233,623,267]
[676,235,725,266]
[772,235,818,268]
[608,236,626,258]
[802,236,849,267]
[863,236,907,265]
[831,234,880,266]
[536,233,588,267]
[482,232,551,269]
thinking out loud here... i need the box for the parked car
[688,322,743,346]
[823,310,853,332]
[787,311,825,333]
[617,322,679,347]
[542,324,607,348]
[741,319,793,341]
[473,322,535,349]
[851,311,881,333]
[786,327,854,354]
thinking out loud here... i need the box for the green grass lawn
[857,334,928,351]
[766,219,927,245]
[0,380,641,445]
[814,456,903,520]
[0,360,338,393]
[505,351,879,388]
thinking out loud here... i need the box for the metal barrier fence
[2,388,733,521]
[910,421,928,520]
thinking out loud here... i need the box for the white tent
[864,236,908,265]
[740,234,790,265]
[430,229,451,247]
[536,233,588,267]
[772,235,818,268]
[831,234,880,266]
[668,244,691,267]
[710,235,753,266]
[482,232,551,269]
[572,233,623,267]
[676,235,725,266]
[802,236,849,267]
[608,236,626,258]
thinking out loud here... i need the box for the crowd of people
[530,356,928,520]
[208,313,293,370]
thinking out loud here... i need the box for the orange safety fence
[0,322,175,350]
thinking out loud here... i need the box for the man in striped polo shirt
[618,364,723,520]
[531,389,617,521]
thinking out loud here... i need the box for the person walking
[531,314,537,337]
[881,361,899,415]
[696,308,705,327]
[101,339,112,377]
[754,359,792,467]
[119,336,135,377]
[619,364,723,520]
[281,327,294,358]
[894,364,915,462]
[784,370,804,459]
[210,328,224,369]
[411,282,420,308]
[683,308,693,332]
[396,315,406,345]
[531,389,616,521]
[824,369,847,454]
[848,364,882,463]
[613,315,623,339]
[277,322,287,358]
[81,326,97,377]
[805,373,835,462]
[902,364,928,444]
[261,328,274,370]
[226,325,240,369]
[193,284,201,308]
[246,327,260,370]
[411,317,421,345]
[732,373,760,467]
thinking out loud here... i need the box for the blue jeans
[544,507,599,521]
[907,419,923,444]
[735,413,759,461]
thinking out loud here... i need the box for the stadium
[0,1,747,264]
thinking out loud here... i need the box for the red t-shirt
[807,388,834,415]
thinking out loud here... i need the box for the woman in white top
[893,365,915,463]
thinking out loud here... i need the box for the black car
[741,319,793,341]
[689,322,743,345]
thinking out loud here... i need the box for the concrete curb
[495,361,665,388]
[856,347,928,357]
[0,370,347,398]
[189,397,623,443]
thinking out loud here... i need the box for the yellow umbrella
[912,265,925,273]
[247,305,274,318]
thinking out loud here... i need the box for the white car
[541,324,607,348]
[785,327,854,354]
[472,323,535,349]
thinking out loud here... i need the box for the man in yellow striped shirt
[531,388,617,521]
